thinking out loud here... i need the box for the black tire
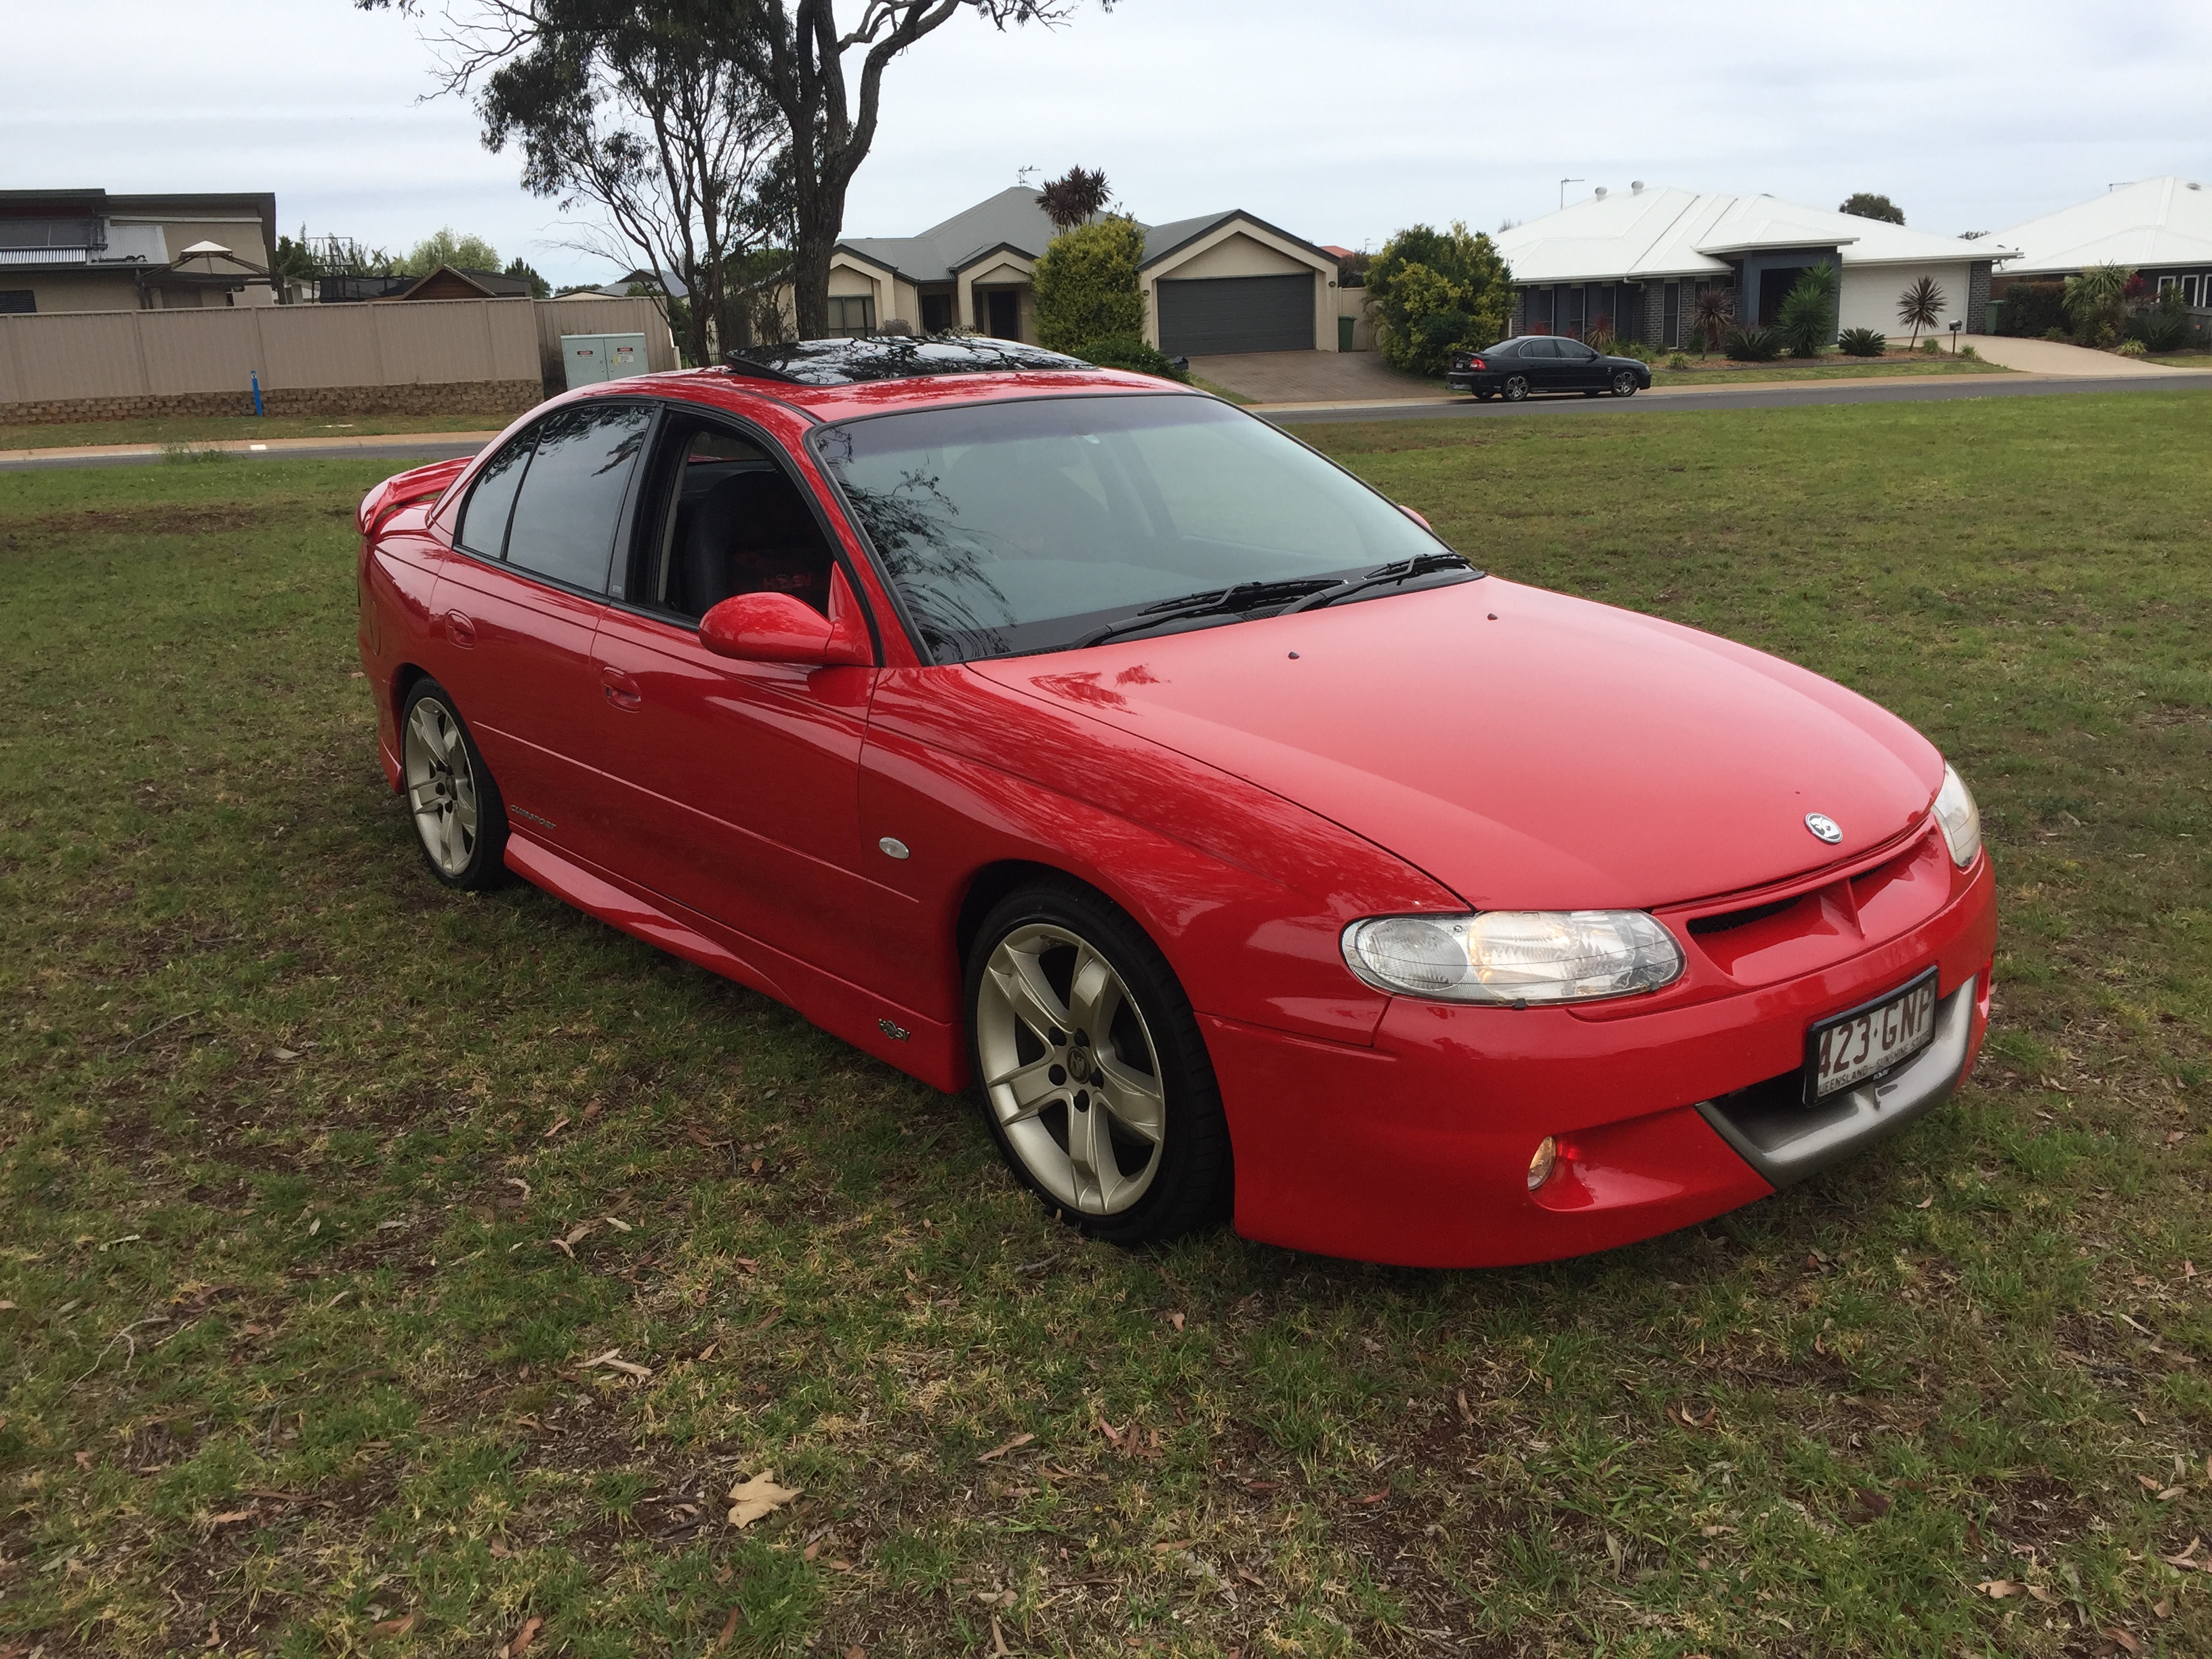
[1611,370,1639,397]
[964,877,1231,1248]
[398,678,510,890]
[1502,374,1530,403]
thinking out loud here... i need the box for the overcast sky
[7,0,2209,285]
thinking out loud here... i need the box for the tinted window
[815,394,1449,663]
[1559,339,1598,361]
[1483,342,1518,358]
[1517,337,1558,359]
[504,403,654,592]
[455,436,531,558]
[647,426,836,620]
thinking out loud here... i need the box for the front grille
[1687,897,1799,937]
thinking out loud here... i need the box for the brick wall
[1967,261,1992,333]
[0,378,542,428]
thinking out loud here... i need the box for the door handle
[445,610,477,647]
[600,665,642,710]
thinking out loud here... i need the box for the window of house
[920,293,953,333]
[2186,275,2202,306]
[0,290,34,314]
[1663,281,1681,348]
[639,423,836,621]
[501,403,654,592]
[1563,285,1586,338]
[827,295,877,337]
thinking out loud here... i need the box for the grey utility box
[561,332,649,390]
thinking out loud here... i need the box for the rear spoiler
[357,455,474,539]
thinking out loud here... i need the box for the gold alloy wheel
[403,696,480,877]
[976,922,1167,1215]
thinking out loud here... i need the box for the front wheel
[400,678,508,890]
[966,880,1230,1247]
[1611,371,1640,396]
[1502,374,1530,402]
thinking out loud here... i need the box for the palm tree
[1898,276,1946,347]
[1037,167,1111,231]
[1689,284,1736,353]
[2062,262,2133,345]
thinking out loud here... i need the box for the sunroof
[723,335,1092,386]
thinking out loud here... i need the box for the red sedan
[356,337,1996,1268]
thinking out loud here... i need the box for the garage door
[1157,273,1314,354]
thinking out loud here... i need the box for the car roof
[572,354,1202,427]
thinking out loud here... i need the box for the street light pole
[1559,178,1584,209]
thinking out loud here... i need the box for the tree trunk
[791,209,840,339]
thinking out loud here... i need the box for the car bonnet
[966,577,1944,912]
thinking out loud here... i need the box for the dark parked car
[1446,336,1652,401]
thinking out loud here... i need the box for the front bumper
[1206,851,1996,1267]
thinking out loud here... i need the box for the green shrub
[2043,326,2072,343]
[1723,326,1783,362]
[2128,308,2193,352]
[1776,264,1839,356]
[1837,326,1887,357]
[2116,338,2148,358]
[1666,352,1690,370]
[1031,216,1147,354]
[1366,222,1513,376]
[1078,334,1189,381]
[1996,281,2066,337]
[1959,344,1980,360]
[1921,337,1942,354]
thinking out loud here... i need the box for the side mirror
[700,567,873,667]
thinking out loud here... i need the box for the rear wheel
[1611,370,1639,396]
[400,679,508,890]
[1502,374,1530,402]
[966,879,1229,1247]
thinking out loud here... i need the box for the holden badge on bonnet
[1805,813,1843,844]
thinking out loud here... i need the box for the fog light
[1527,1135,1559,1191]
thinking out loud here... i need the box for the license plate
[1805,971,1938,1103]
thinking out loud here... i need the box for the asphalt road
[4,370,2210,470]
[1265,370,2212,426]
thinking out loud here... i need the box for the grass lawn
[0,413,513,453]
[2145,353,2212,369]
[2,396,2209,1657]
[1653,354,2009,388]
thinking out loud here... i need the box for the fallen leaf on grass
[583,1100,602,1121]
[2157,1486,2185,1500]
[1847,1487,1892,1523]
[726,1472,801,1528]
[1977,1579,2022,1598]
[371,1613,417,1636]
[1676,1403,1718,1429]
[504,1178,531,1201]
[2154,1598,2172,1618]
[548,1221,596,1258]
[2138,1473,2163,1491]
[686,1126,720,1150]
[207,1509,257,1527]
[502,1614,544,1656]
[1456,1389,1474,1427]
[1165,1310,1185,1331]
[1699,1523,1735,1538]
[1354,1491,1387,1506]
[2103,1629,2142,1655]
[271,1048,302,1063]
[0,1301,16,1312]
[489,1541,513,1559]
[977,1431,1035,1463]
[2162,1536,2203,1568]
[542,1116,570,1139]
[578,1348,653,1380]
[705,1607,739,1655]
[600,1214,633,1233]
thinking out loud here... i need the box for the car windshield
[811,394,1467,662]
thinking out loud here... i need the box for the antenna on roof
[1559,178,1584,209]
[1017,165,1039,188]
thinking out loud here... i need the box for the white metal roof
[1493,187,2013,284]
[1992,178,2212,275]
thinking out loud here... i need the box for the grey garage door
[1157,273,1314,354]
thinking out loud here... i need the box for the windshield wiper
[1072,577,1344,649]
[1278,552,1480,615]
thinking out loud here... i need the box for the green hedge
[1996,281,2066,337]
[1031,218,1147,354]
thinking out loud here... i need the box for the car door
[427,401,653,866]
[1555,337,1605,388]
[1515,335,1562,390]
[577,413,887,987]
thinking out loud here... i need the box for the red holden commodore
[356,336,1996,1268]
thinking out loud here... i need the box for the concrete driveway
[1186,350,1442,405]
[1957,334,2196,375]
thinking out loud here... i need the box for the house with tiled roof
[825,184,1347,354]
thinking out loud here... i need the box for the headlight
[1932,763,1982,869]
[1341,909,1684,1005]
